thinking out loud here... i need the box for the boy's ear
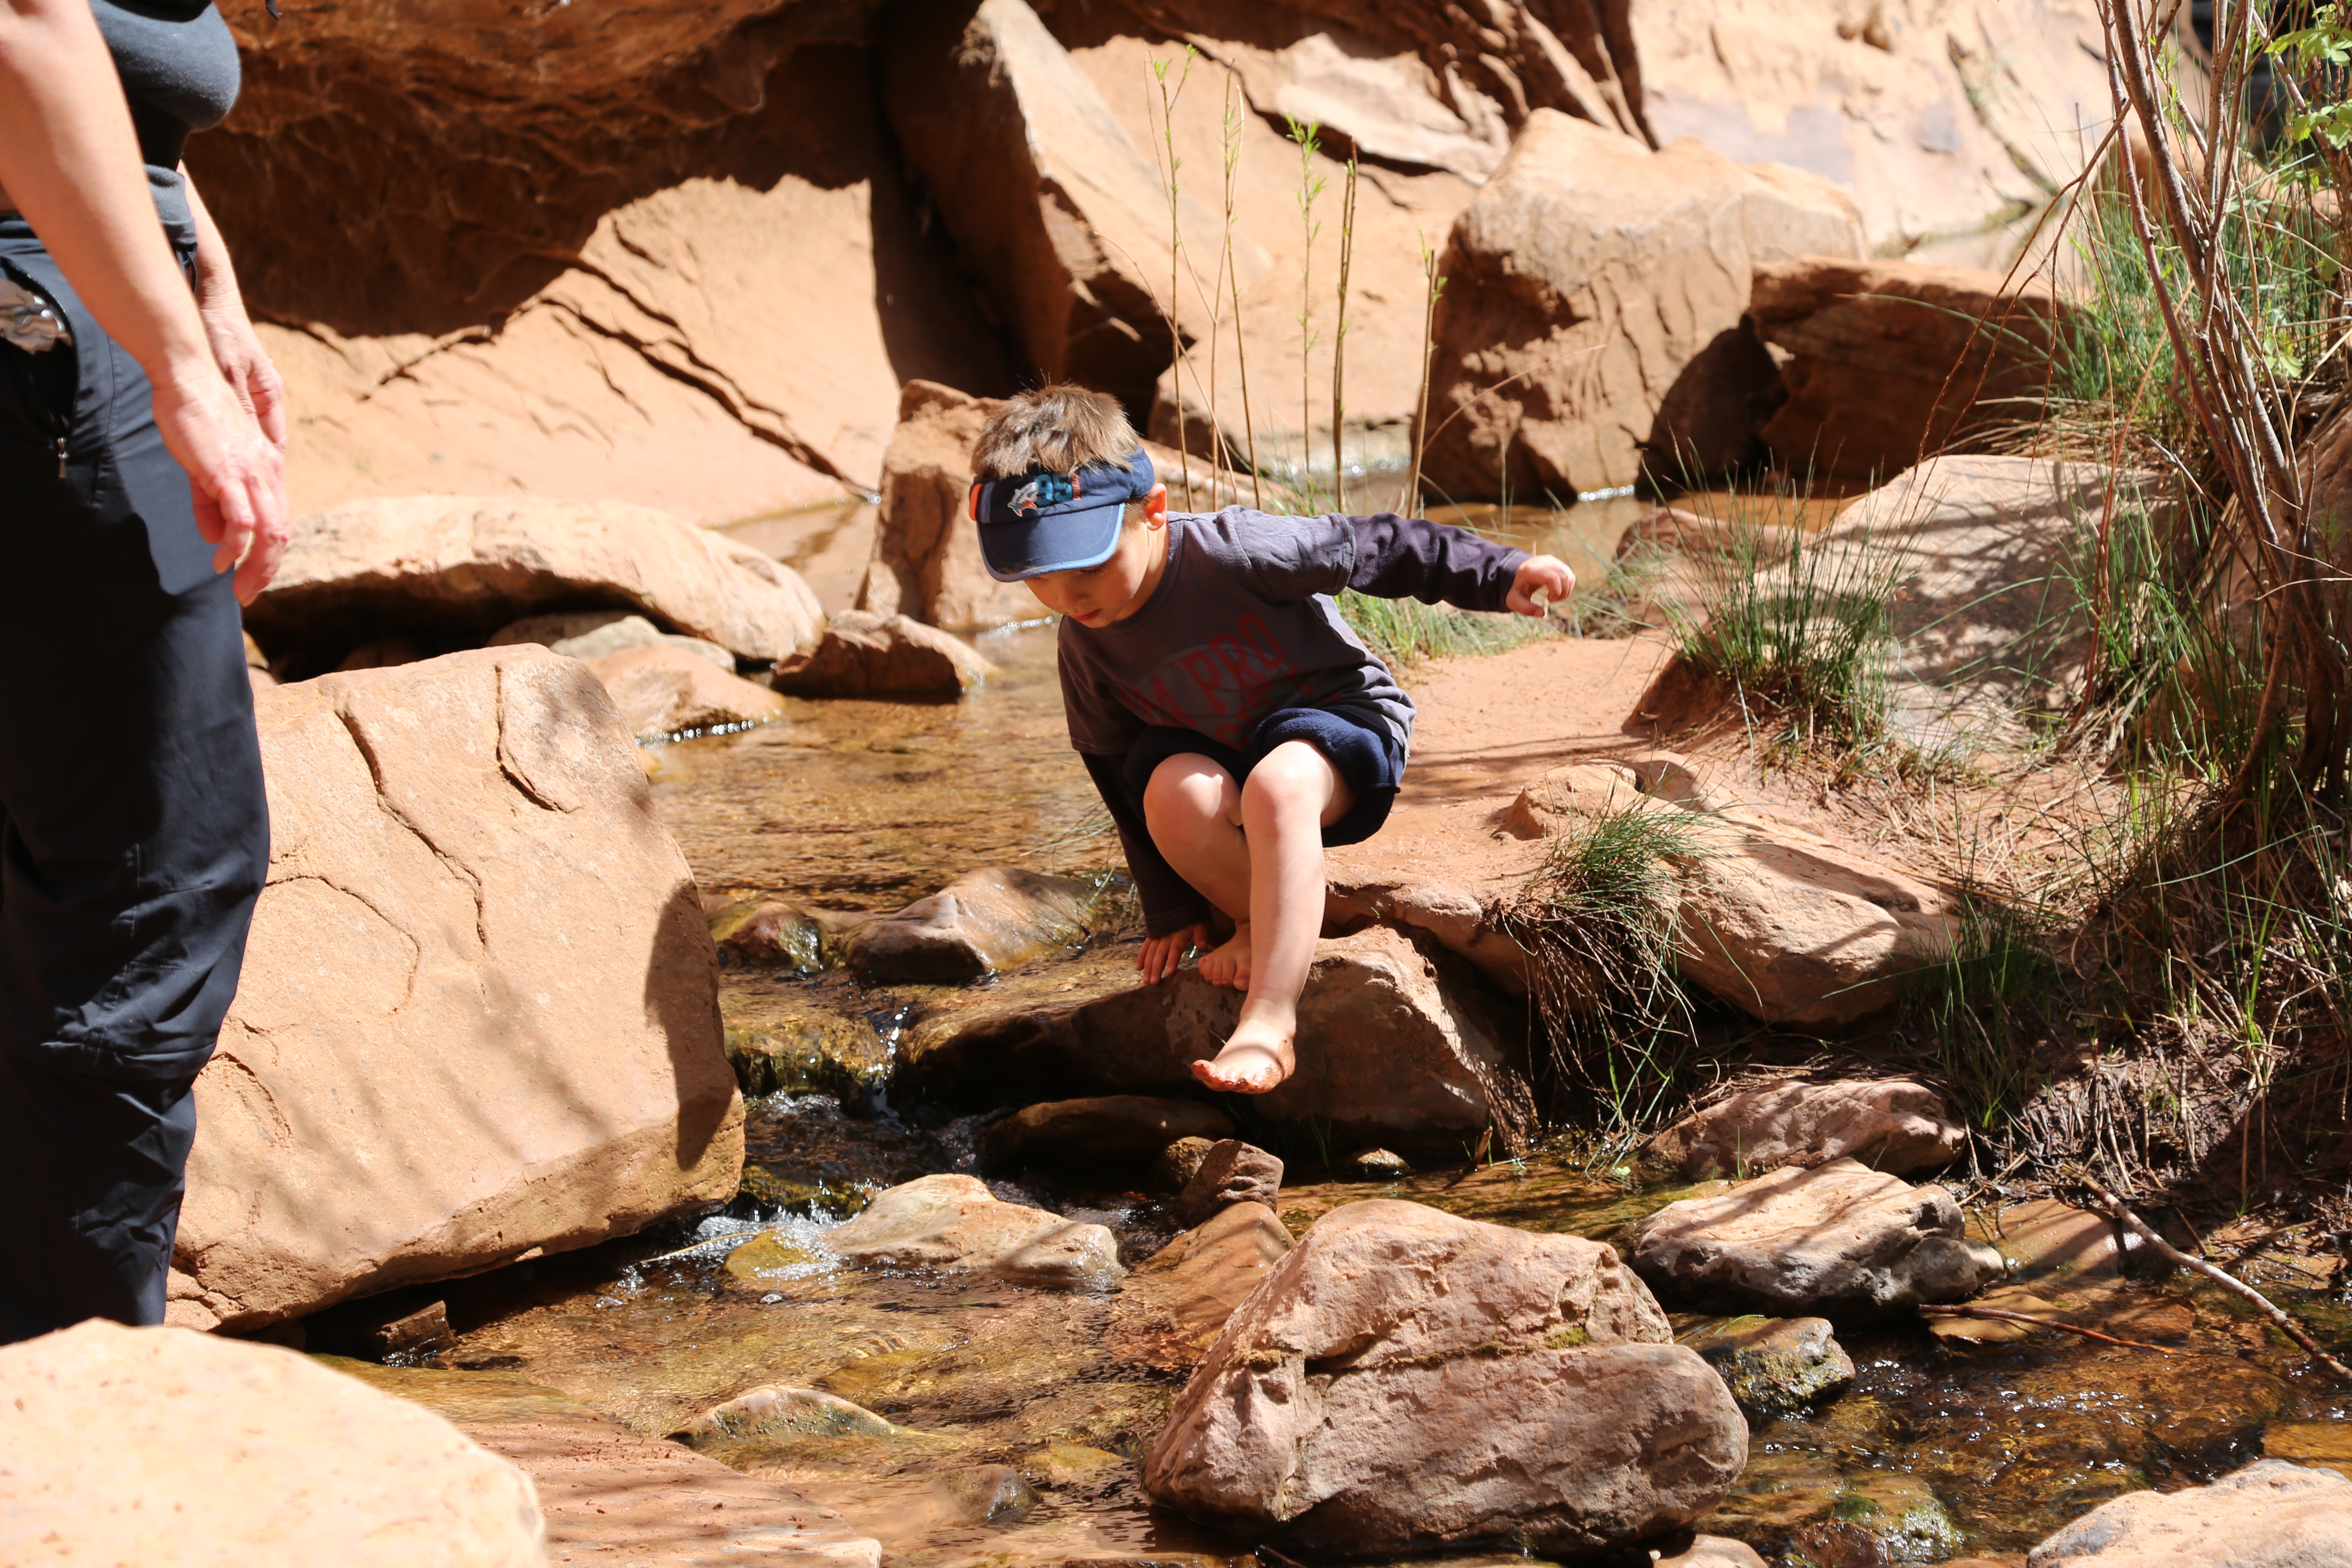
[1144,484,1169,525]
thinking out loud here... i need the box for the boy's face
[1022,485,1170,628]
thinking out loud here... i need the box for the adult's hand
[197,285,285,450]
[150,355,288,602]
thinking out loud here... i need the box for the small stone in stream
[1975,1198,2129,1282]
[371,1300,456,1361]
[587,643,784,740]
[1679,1316,1854,1424]
[936,1464,1039,1524]
[0,1321,545,1565]
[709,899,824,971]
[490,609,735,670]
[1026,1440,1126,1490]
[1630,1158,2005,1320]
[721,1231,829,1287]
[845,866,1113,983]
[1654,1537,1770,1568]
[770,609,995,700]
[1648,1078,1966,1179]
[1147,1135,1216,1194]
[826,1173,1125,1288]
[675,1384,913,1446]
[723,1007,889,1099]
[2025,1458,2352,1565]
[1142,1200,1745,1556]
[980,1095,1234,1173]
[1346,1147,1412,1180]
[1788,1474,1964,1567]
[1171,1139,1283,1228]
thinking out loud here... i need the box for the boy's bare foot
[1198,922,1253,990]
[1191,1012,1295,1093]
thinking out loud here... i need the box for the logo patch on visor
[1007,473,1077,514]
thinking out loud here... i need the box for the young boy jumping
[970,385,1574,1094]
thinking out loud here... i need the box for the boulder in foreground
[2026,1458,2352,1566]
[1630,1158,2004,1320]
[242,494,825,671]
[0,1322,543,1565]
[1143,1199,1746,1556]
[826,1173,1124,1289]
[172,647,743,1331]
[1648,1079,1966,1179]
[771,608,995,700]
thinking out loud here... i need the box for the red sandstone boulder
[1142,1199,1746,1556]
[0,1322,545,1565]
[2026,1458,2352,1566]
[1418,111,1862,501]
[170,647,744,1332]
[771,609,995,701]
[588,642,787,738]
[1649,1078,1966,1179]
[1750,256,2075,482]
[244,495,826,671]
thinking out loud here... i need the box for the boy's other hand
[1507,554,1576,616]
[1139,921,1213,984]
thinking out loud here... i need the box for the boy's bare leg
[1193,741,1352,1094]
[1142,755,1253,984]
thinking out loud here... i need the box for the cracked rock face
[0,1323,547,1564]
[1142,1199,1746,1556]
[169,647,744,1331]
[1420,110,1863,501]
[1629,1158,2006,1321]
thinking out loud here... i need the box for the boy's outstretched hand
[1139,921,1214,984]
[1507,554,1577,616]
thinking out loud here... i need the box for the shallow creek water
[329,564,2352,1566]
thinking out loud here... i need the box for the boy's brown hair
[973,383,1139,481]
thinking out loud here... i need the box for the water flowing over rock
[242,495,825,673]
[1114,1201,1293,1366]
[826,1173,1125,1288]
[0,1323,545,1565]
[1142,1200,1746,1556]
[1418,110,1863,502]
[1749,256,2076,481]
[1172,1139,1284,1228]
[2025,1458,2352,1566]
[1630,1158,2005,1320]
[588,643,787,739]
[1649,1079,1966,1179]
[902,925,1534,1157]
[980,1096,1236,1173]
[844,865,1116,983]
[170,647,744,1331]
[771,609,995,700]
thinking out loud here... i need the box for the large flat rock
[0,1323,544,1565]
[171,647,744,1331]
[2026,1458,2352,1566]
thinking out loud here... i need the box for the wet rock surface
[173,648,744,1332]
[846,866,1118,984]
[1649,1078,1967,1179]
[1144,1199,1746,1555]
[2025,1458,2352,1566]
[1113,1201,1293,1369]
[0,1323,546,1565]
[773,609,996,701]
[1680,1315,1856,1424]
[826,1174,1125,1288]
[982,1096,1235,1174]
[1630,1158,2005,1320]
[242,495,825,672]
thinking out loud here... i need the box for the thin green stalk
[1286,115,1325,507]
[1330,155,1358,510]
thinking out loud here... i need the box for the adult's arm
[184,168,286,450]
[0,0,286,600]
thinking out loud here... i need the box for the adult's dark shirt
[89,0,239,236]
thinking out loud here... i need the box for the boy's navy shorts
[1118,706,1406,847]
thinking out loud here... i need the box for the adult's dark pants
[0,217,269,1344]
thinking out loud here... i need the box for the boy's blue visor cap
[969,448,1157,582]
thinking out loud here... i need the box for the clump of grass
[1664,507,1909,754]
[1500,800,1715,1165]
[1902,898,2061,1158]
[1337,590,1548,666]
